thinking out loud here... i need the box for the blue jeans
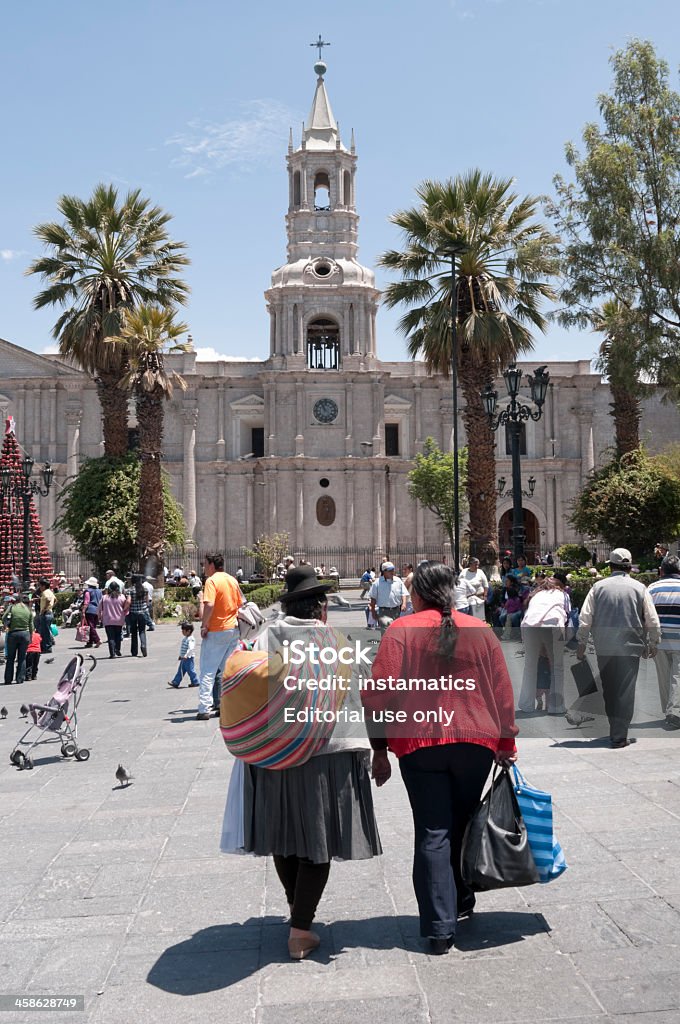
[198,629,239,714]
[4,630,30,684]
[171,655,199,687]
[39,611,54,653]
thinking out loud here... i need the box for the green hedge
[246,584,285,608]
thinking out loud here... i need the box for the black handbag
[570,657,598,697]
[462,766,540,891]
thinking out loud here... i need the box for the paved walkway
[1,597,679,1023]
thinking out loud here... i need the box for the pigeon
[565,710,595,727]
[0,707,7,720]
[19,703,29,718]
[44,657,54,664]
[329,594,351,607]
[115,764,133,787]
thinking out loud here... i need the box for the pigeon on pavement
[329,594,351,607]
[19,704,29,718]
[565,710,595,727]
[44,657,54,664]
[115,764,133,787]
[0,707,7,720]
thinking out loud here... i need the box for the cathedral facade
[1,61,679,564]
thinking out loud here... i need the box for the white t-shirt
[460,568,489,605]
[369,576,408,608]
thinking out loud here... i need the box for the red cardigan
[361,609,518,759]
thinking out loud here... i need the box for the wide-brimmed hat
[608,548,632,566]
[85,576,98,587]
[280,565,334,605]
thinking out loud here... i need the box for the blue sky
[1,0,679,365]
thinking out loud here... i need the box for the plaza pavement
[1,594,680,1024]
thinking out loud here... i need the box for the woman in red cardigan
[362,561,518,954]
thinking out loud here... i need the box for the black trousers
[272,855,331,931]
[104,624,123,657]
[129,612,147,657]
[597,654,640,743]
[400,742,494,939]
[25,651,41,679]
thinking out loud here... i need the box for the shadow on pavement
[147,910,550,993]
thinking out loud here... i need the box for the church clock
[313,398,339,423]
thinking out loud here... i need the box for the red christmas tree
[0,417,54,589]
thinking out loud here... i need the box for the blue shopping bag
[512,765,567,883]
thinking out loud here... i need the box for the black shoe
[141,650,147,657]
[457,900,475,920]
[611,737,637,748]
[196,712,211,721]
[665,715,680,730]
[428,936,453,955]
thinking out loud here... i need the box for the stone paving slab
[1,597,680,1023]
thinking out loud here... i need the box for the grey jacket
[577,572,661,657]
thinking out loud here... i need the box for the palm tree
[593,300,643,456]
[108,305,190,572]
[28,184,189,457]
[379,171,558,557]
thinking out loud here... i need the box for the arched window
[306,318,340,370]
[343,170,351,206]
[293,171,301,207]
[313,171,331,210]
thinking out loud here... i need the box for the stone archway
[498,508,541,562]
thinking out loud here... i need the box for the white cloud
[167,99,299,179]
[195,346,263,362]
[41,343,60,354]
[1,249,26,261]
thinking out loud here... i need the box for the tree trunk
[458,359,499,562]
[96,370,129,458]
[611,385,640,456]
[136,389,165,584]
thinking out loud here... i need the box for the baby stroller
[9,654,96,771]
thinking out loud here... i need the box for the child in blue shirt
[167,621,199,688]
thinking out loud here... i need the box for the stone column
[373,468,383,551]
[345,469,355,547]
[66,406,82,479]
[295,385,305,455]
[416,499,425,550]
[577,405,595,481]
[345,382,353,455]
[268,469,278,533]
[16,389,25,445]
[182,405,198,543]
[217,472,226,550]
[216,386,226,461]
[48,387,57,463]
[24,386,34,447]
[245,474,254,547]
[414,384,423,454]
[296,469,305,550]
[372,377,385,454]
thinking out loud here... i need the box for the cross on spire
[310,34,330,60]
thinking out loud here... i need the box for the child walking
[167,621,199,688]
[25,630,42,681]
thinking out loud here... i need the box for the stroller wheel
[23,756,34,771]
[75,748,90,762]
[10,750,22,767]
[61,742,77,758]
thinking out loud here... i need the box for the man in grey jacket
[576,548,661,748]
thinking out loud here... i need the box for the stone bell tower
[265,55,380,371]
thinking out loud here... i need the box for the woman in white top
[460,557,489,621]
[517,576,570,714]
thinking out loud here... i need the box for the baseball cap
[608,548,632,565]
[382,562,395,572]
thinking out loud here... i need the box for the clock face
[313,398,339,424]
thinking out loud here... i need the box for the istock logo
[281,639,373,667]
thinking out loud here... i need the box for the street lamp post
[481,364,549,562]
[0,454,54,590]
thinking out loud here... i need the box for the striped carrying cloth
[512,765,567,883]
[220,624,351,769]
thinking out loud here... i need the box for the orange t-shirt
[204,572,241,631]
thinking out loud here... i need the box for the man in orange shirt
[196,552,244,721]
